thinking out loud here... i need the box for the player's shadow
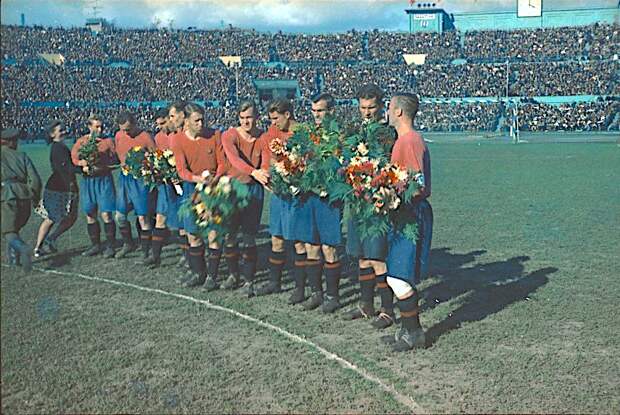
[32,247,85,268]
[423,248,557,347]
[338,247,489,309]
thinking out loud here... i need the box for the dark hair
[46,120,63,144]
[169,100,187,114]
[357,84,385,103]
[268,98,294,117]
[312,93,335,109]
[116,111,136,126]
[183,102,205,118]
[237,99,258,115]
[155,108,169,119]
[392,93,420,121]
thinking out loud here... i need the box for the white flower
[414,173,425,187]
[274,161,289,176]
[195,183,204,191]
[201,170,211,179]
[219,176,231,185]
[221,183,232,194]
[290,186,300,195]
[389,196,401,210]
[319,190,328,198]
[357,142,369,156]
[167,156,176,166]
[396,168,409,182]
[204,186,212,195]
[163,149,173,157]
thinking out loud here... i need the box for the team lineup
[2,84,433,352]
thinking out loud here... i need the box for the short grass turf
[2,141,619,413]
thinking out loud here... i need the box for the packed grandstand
[1,20,618,138]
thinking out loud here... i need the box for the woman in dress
[33,121,80,257]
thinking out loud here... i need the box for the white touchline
[26,266,424,413]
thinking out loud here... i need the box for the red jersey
[221,127,268,184]
[260,125,294,165]
[114,130,155,165]
[71,135,117,174]
[155,130,173,150]
[171,128,226,183]
[390,130,431,199]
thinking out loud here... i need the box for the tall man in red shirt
[294,93,344,313]
[167,101,189,268]
[258,99,309,302]
[382,93,433,351]
[113,111,157,261]
[221,100,269,293]
[148,108,182,268]
[343,84,398,330]
[71,114,118,258]
[172,103,227,288]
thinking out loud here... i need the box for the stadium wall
[453,7,619,31]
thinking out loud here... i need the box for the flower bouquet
[268,134,307,199]
[121,145,149,179]
[77,131,101,176]
[143,149,179,190]
[179,176,251,241]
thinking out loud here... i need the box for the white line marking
[28,266,424,413]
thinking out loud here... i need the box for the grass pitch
[2,139,619,413]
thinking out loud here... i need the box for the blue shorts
[156,183,181,229]
[269,194,294,240]
[79,174,116,215]
[346,217,388,260]
[116,173,155,216]
[231,182,264,236]
[386,199,433,285]
[180,181,200,235]
[293,195,342,246]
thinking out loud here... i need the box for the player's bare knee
[371,261,387,275]
[155,214,167,228]
[296,242,309,255]
[322,245,338,263]
[187,234,203,247]
[271,236,285,252]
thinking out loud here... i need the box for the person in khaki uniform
[1,128,42,272]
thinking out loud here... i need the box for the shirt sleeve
[171,139,195,183]
[214,131,228,178]
[71,138,83,166]
[259,132,272,167]
[222,129,255,175]
[259,137,270,170]
[25,154,42,202]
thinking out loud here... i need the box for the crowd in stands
[368,30,462,63]
[510,60,619,97]
[462,23,618,62]
[517,99,619,132]
[1,22,618,135]
[322,64,412,99]
[1,65,232,103]
[3,23,618,65]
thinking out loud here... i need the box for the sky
[0,0,617,33]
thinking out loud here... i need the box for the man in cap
[1,128,42,272]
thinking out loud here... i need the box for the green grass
[2,141,619,413]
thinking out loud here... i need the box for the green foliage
[180,177,251,242]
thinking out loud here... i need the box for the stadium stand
[1,21,618,137]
